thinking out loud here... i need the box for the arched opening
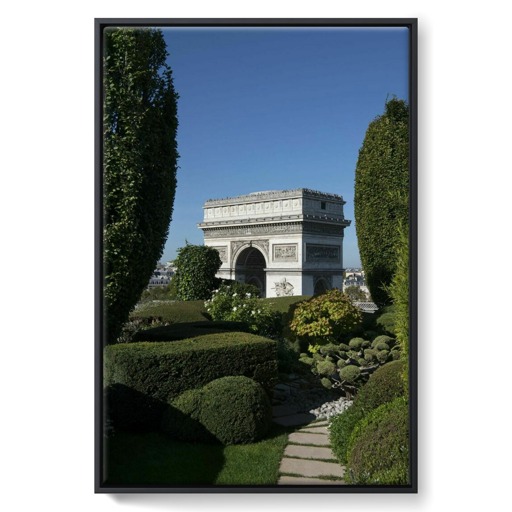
[314,278,329,296]
[235,246,266,296]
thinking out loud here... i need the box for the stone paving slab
[272,413,316,427]
[284,444,335,460]
[279,458,345,478]
[287,432,329,446]
[278,476,346,486]
[298,425,329,435]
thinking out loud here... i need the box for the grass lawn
[132,300,208,323]
[103,424,290,486]
[132,296,309,323]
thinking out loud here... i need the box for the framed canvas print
[95,18,417,493]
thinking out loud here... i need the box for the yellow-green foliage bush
[289,289,362,347]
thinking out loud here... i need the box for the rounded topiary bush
[371,335,394,348]
[390,349,401,361]
[363,348,378,363]
[345,396,409,485]
[161,388,215,443]
[317,360,336,376]
[161,376,272,445]
[353,360,405,413]
[339,365,361,383]
[376,350,390,364]
[329,359,407,465]
[375,342,390,351]
[199,376,272,444]
[348,337,365,350]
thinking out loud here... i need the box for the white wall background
[1,1,510,510]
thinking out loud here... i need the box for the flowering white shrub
[204,283,281,337]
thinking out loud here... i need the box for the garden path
[272,381,347,485]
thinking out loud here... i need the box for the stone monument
[198,189,351,298]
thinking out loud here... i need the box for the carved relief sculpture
[272,277,295,297]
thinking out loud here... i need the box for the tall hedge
[386,225,410,393]
[103,28,179,344]
[354,98,409,306]
[104,332,278,401]
[173,244,222,301]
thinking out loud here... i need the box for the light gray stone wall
[200,189,350,298]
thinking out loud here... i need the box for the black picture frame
[95,17,418,493]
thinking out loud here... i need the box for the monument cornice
[200,220,348,238]
[203,188,345,207]
[199,216,351,229]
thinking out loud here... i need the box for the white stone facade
[198,189,351,298]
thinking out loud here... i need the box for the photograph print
[96,18,417,493]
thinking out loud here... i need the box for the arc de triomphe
[198,189,351,298]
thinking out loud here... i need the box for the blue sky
[161,27,409,268]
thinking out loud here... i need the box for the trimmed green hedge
[104,332,278,402]
[329,360,406,464]
[355,360,405,414]
[162,376,271,445]
[132,321,251,342]
[345,396,409,485]
[354,98,409,306]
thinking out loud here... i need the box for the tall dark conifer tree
[103,28,179,343]
[354,98,409,306]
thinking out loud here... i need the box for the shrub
[317,360,337,376]
[160,388,213,442]
[200,377,272,444]
[354,98,409,306]
[371,335,394,348]
[390,349,401,361]
[299,334,400,395]
[173,244,222,301]
[289,289,362,347]
[321,377,332,389]
[104,332,278,430]
[363,349,378,363]
[345,397,409,485]
[376,310,397,335]
[330,405,366,464]
[348,337,365,350]
[116,316,171,343]
[329,360,406,464]
[162,376,272,445]
[376,350,390,364]
[355,360,405,413]
[205,283,282,337]
[339,365,361,383]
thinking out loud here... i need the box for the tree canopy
[354,98,409,306]
[103,28,179,343]
[173,244,222,301]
